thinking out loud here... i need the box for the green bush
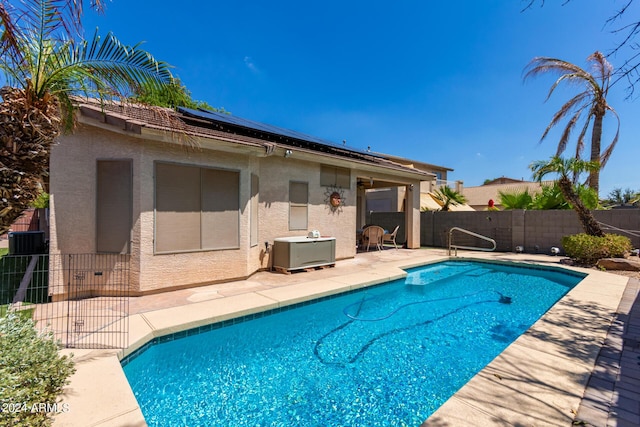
[31,192,49,209]
[0,304,34,320]
[0,312,75,427]
[562,233,633,265]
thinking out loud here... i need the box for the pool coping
[52,251,629,426]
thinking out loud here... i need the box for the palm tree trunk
[588,102,606,195]
[0,87,60,234]
[558,176,604,237]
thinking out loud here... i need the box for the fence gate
[38,254,131,349]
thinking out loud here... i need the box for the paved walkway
[575,277,640,427]
[50,249,638,427]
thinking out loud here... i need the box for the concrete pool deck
[51,248,637,427]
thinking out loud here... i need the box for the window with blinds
[154,162,240,253]
[289,181,308,230]
[250,174,259,247]
[97,160,133,254]
[320,165,350,188]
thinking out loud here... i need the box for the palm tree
[0,0,173,234]
[498,189,533,210]
[530,182,599,211]
[531,184,567,210]
[530,156,604,237]
[431,186,467,212]
[135,76,226,112]
[524,51,620,196]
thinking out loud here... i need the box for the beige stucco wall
[257,157,357,258]
[49,126,145,296]
[50,124,361,295]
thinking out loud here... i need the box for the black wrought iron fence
[0,253,130,349]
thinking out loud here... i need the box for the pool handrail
[448,227,497,256]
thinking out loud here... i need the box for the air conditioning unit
[8,231,46,255]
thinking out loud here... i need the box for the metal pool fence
[0,253,130,349]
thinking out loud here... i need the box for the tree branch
[524,0,640,95]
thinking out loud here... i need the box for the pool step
[406,267,491,286]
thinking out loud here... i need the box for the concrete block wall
[377,209,640,254]
[523,210,581,254]
[417,211,515,251]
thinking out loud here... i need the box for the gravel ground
[560,256,640,280]
[605,269,640,280]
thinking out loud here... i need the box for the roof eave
[74,101,432,180]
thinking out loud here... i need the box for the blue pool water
[123,260,584,426]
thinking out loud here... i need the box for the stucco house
[48,100,431,297]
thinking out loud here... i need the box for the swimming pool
[123,260,585,426]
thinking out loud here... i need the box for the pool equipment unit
[8,231,46,255]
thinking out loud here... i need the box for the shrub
[31,192,49,209]
[562,233,633,265]
[0,304,34,320]
[0,312,75,427]
[498,189,533,210]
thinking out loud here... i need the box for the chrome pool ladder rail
[447,227,497,256]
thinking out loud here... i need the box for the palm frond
[525,51,618,195]
[0,3,22,56]
[498,189,533,210]
[524,57,585,79]
[17,0,106,39]
[556,111,581,156]
[531,184,569,210]
[431,186,466,211]
[587,51,613,85]
[574,114,592,159]
[18,29,172,103]
[599,107,620,168]
[539,93,588,142]
[530,156,598,182]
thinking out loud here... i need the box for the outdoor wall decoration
[324,185,345,214]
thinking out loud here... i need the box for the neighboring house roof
[463,180,555,209]
[420,192,475,211]
[421,193,442,211]
[483,177,528,185]
[75,99,433,180]
[446,201,475,211]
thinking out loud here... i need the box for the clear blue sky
[81,1,637,196]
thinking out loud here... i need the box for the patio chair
[383,225,400,249]
[362,225,384,251]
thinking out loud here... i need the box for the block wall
[374,210,640,254]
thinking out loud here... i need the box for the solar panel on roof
[177,107,383,158]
